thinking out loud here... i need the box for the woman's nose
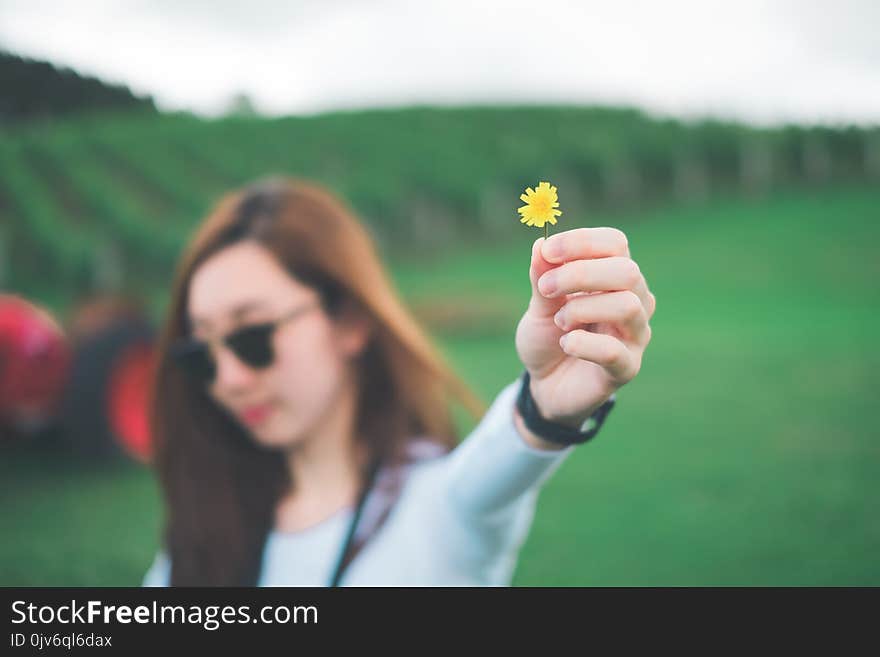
[213,345,260,390]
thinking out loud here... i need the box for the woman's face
[186,240,370,448]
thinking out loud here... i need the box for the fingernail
[543,238,562,260]
[553,309,564,327]
[539,272,557,296]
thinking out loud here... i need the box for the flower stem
[544,224,548,241]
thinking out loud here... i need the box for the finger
[528,237,565,317]
[554,290,649,344]
[538,256,641,298]
[559,329,639,383]
[540,227,630,264]
[634,277,657,320]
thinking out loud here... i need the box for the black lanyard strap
[327,454,383,587]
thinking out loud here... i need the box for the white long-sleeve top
[142,377,576,587]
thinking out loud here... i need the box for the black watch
[515,370,616,446]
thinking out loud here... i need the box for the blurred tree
[803,132,832,182]
[224,92,260,117]
[739,138,774,196]
[0,50,156,123]
[865,131,880,180]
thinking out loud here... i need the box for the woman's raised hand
[515,228,656,428]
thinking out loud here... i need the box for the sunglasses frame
[170,300,321,384]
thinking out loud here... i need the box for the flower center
[532,195,551,213]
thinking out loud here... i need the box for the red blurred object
[1,292,157,463]
[58,294,156,462]
[107,342,154,462]
[0,294,70,433]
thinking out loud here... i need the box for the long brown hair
[150,176,486,585]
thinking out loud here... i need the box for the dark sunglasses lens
[226,324,274,368]
[171,341,216,383]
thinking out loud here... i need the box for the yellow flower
[518,181,562,228]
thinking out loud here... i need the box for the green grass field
[2,184,878,586]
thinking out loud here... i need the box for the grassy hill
[2,106,877,320]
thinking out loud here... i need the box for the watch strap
[515,370,616,446]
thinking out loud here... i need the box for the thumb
[528,237,563,317]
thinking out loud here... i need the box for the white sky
[1,0,878,125]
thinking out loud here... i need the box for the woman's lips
[240,404,273,426]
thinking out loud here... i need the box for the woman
[142,176,655,586]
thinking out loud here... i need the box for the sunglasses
[170,302,320,384]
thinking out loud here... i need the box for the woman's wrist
[515,370,617,447]
[512,404,570,452]
[528,374,612,429]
